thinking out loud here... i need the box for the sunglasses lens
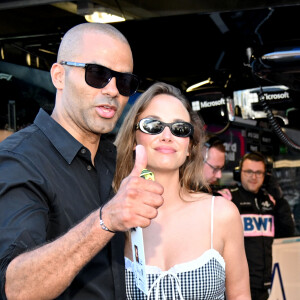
[171,123,193,137]
[141,119,163,134]
[85,64,111,89]
[86,64,139,96]
[117,74,139,97]
[139,119,193,137]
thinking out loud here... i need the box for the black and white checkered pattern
[125,196,225,299]
[125,255,225,299]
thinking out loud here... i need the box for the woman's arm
[217,197,251,300]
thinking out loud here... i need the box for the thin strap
[211,196,215,249]
[147,271,184,300]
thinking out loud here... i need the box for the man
[202,135,226,186]
[224,152,295,300]
[0,23,164,300]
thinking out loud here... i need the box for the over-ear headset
[233,151,272,183]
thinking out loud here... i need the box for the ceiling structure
[1,0,300,95]
[0,0,300,152]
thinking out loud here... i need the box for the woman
[113,82,250,299]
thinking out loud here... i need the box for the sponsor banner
[242,214,275,237]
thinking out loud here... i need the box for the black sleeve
[274,196,295,238]
[0,152,49,299]
[0,231,39,300]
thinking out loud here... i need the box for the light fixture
[1,47,4,60]
[85,11,125,23]
[26,53,31,66]
[186,78,214,92]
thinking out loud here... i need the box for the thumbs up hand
[100,145,164,232]
[130,144,148,177]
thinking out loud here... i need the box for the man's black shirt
[0,109,125,299]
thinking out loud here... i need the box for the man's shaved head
[57,23,130,63]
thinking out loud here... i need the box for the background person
[202,135,226,186]
[113,82,251,299]
[202,135,227,198]
[222,151,295,300]
[0,23,164,300]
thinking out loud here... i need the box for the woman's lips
[155,146,176,154]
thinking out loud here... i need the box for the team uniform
[229,185,294,297]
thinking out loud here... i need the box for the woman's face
[135,94,191,173]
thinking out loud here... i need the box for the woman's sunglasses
[136,118,194,138]
[60,61,139,97]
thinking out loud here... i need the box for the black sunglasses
[136,118,194,138]
[60,61,139,97]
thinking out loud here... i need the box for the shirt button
[87,165,92,171]
[81,148,86,154]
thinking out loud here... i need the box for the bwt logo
[242,214,275,237]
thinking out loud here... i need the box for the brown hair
[240,151,266,170]
[113,82,209,193]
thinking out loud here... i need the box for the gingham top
[125,196,226,300]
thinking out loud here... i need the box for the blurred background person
[202,135,226,186]
[221,151,295,300]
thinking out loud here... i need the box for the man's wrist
[99,204,117,234]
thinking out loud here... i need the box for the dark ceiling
[1,0,300,95]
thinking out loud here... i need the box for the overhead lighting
[85,11,125,23]
[39,48,57,55]
[26,53,31,66]
[186,78,214,92]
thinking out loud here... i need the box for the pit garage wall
[269,237,300,300]
[274,161,300,235]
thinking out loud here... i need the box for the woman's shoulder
[183,192,240,218]
[186,192,232,205]
[214,195,242,224]
[185,191,213,204]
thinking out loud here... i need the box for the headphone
[233,151,273,183]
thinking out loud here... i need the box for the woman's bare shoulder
[214,195,241,222]
[185,191,214,204]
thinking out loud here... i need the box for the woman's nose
[159,126,173,141]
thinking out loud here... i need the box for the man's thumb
[131,144,147,176]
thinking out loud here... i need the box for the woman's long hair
[113,82,209,193]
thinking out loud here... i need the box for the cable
[254,8,274,46]
[206,121,230,136]
[258,88,300,151]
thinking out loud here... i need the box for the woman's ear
[50,63,65,90]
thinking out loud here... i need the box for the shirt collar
[34,108,82,164]
[240,184,264,197]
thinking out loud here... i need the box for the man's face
[203,147,225,185]
[241,159,265,194]
[55,32,134,139]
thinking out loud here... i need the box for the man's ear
[50,63,65,90]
